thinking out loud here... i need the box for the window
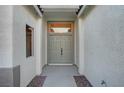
[51,28,71,33]
[26,24,33,57]
[48,22,73,33]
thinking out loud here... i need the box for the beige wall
[74,19,79,67]
[41,17,47,67]
[0,6,13,68]
[13,5,42,86]
[80,5,124,87]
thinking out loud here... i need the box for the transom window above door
[48,22,73,33]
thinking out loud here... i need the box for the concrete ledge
[0,65,20,87]
[13,65,20,87]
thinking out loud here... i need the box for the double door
[48,35,73,64]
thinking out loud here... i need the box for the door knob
[61,48,63,55]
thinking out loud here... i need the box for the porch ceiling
[40,5,80,21]
[40,5,80,12]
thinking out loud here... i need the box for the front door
[47,22,74,65]
[48,34,73,64]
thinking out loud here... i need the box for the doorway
[47,22,74,65]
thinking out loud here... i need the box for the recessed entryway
[47,22,74,65]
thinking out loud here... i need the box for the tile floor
[41,65,79,87]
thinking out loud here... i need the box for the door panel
[48,35,73,64]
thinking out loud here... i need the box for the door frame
[46,21,74,65]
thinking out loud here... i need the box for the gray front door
[48,34,73,64]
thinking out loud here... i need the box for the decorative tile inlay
[73,75,92,87]
[27,76,47,87]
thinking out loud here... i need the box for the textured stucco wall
[13,5,40,86]
[0,6,16,86]
[41,17,47,67]
[74,19,79,67]
[78,16,85,75]
[36,18,42,75]
[0,6,13,67]
[82,5,124,87]
[0,5,45,86]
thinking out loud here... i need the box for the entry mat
[27,76,47,87]
[73,75,92,87]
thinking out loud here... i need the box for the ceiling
[40,5,79,12]
[40,5,80,21]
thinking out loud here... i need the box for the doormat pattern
[27,76,47,87]
[73,75,92,87]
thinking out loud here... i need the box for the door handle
[61,48,63,55]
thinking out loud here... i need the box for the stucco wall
[78,16,85,75]
[74,19,79,67]
[13,5,40,86]
[0,6,13,68]
[82,5,124,87]
[41,17,47,67]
